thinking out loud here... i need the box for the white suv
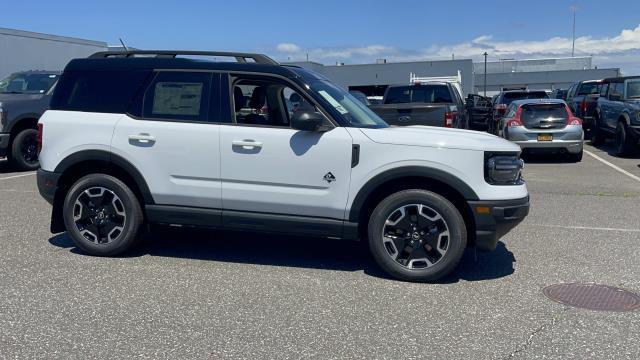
[37,50,529,282]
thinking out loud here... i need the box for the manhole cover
[543,283,640,312]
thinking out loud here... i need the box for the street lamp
[483,52,488,97]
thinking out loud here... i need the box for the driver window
[232,78,309,128]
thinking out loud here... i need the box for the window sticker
[318,90,348,114]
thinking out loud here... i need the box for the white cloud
[276,43,301,53]
[272,24,640,73]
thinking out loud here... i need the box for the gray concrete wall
[475,57,593,74]
[286,59,475,96]
[0,28,107,77]
[473,68,621,95]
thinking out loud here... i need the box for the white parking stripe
[530,223,640,233]
[0,172,36,181]
[584,150,640,183]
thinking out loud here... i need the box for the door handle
[128,134,156,143]
[232,140,263,148]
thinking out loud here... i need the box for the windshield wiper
[0,91,23,94]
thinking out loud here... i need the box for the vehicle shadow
[588,139,640,159]
[48,228,515,283]
[521,153,576,164]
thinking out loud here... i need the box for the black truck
[369,82,487,129]
[0,70,60,170]
[565,80,603,132]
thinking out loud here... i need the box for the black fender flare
[6,113,41,133]
[54,150,154,205]
[347,166,479,222]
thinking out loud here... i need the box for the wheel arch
[348,167,479,245]
[50,150,154,233]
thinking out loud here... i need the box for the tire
[367,189,467,282]
[10,129,39,171]
[568,150,583,162]
[614,121,635,157]
[62,174,143,256]
[590,115,604,146]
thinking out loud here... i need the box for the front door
[219,75,353,221]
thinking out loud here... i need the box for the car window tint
[600,83,609,97]
[50,70,151,113]
[142,72,211,121]
[610,82,624,99]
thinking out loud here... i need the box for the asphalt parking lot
[1,142,639,359]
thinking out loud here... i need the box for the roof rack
[88,50,279,65]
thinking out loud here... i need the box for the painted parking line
[0,172,36,181]
[584,150,640,183]
[530,223,640,233]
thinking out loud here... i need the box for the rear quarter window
[50,70,151,113]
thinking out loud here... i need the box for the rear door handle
[232,140,263,148]
[128,134,156,144]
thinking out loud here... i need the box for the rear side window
[577,83,601,95]
[142,72,211,121]
[50,70,150,113]
[384,85,452,104]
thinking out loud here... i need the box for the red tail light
[506,119,523,127]
[567,117,582,125]
[444,111,456,128]
[37,123,43,155]
[494,103,507,116]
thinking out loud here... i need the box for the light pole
[571,5,577,57]
[483,52,488,97]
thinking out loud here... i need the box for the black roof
[64,50,300,79]
[602,75,640,82]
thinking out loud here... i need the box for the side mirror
[291,110,330,132]
[610,93,623,101]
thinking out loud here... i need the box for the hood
[360,126,521,152]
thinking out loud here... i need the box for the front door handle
[128,134,156,143]
[232,140,263,148]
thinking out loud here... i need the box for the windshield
[0,72,59,94]
[626,80,640,98]
[310,80,388,128]
[384,85,452,104]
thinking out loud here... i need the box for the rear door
[111,71,224,213]
[604,82,625,130]
[466,94,492,128]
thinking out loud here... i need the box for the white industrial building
[0,27,107,77]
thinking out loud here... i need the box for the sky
[4,0,640,73]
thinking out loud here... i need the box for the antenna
[570,5,578,57]
[119,37,129,52]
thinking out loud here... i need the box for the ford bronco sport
[37,51,529,282]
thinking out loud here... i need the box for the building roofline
[0,27,107,47]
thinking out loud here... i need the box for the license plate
[537,134,553,141]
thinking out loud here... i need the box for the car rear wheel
[590,115,604,146]
[367,189,467,282]
[568,150,583,162]
[63,174,143,256]
[615,121,636,156]
[10,128,39,171]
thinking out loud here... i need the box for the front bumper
[467,196,530,251]
[37,168,61,205]
[0,133,10,157]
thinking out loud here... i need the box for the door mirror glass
[291,110,330,132]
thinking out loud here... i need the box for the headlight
[485,153,524,185]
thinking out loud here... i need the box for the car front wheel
[615,121,636,156]
[63,174,143,256]
[367,189,467,282]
